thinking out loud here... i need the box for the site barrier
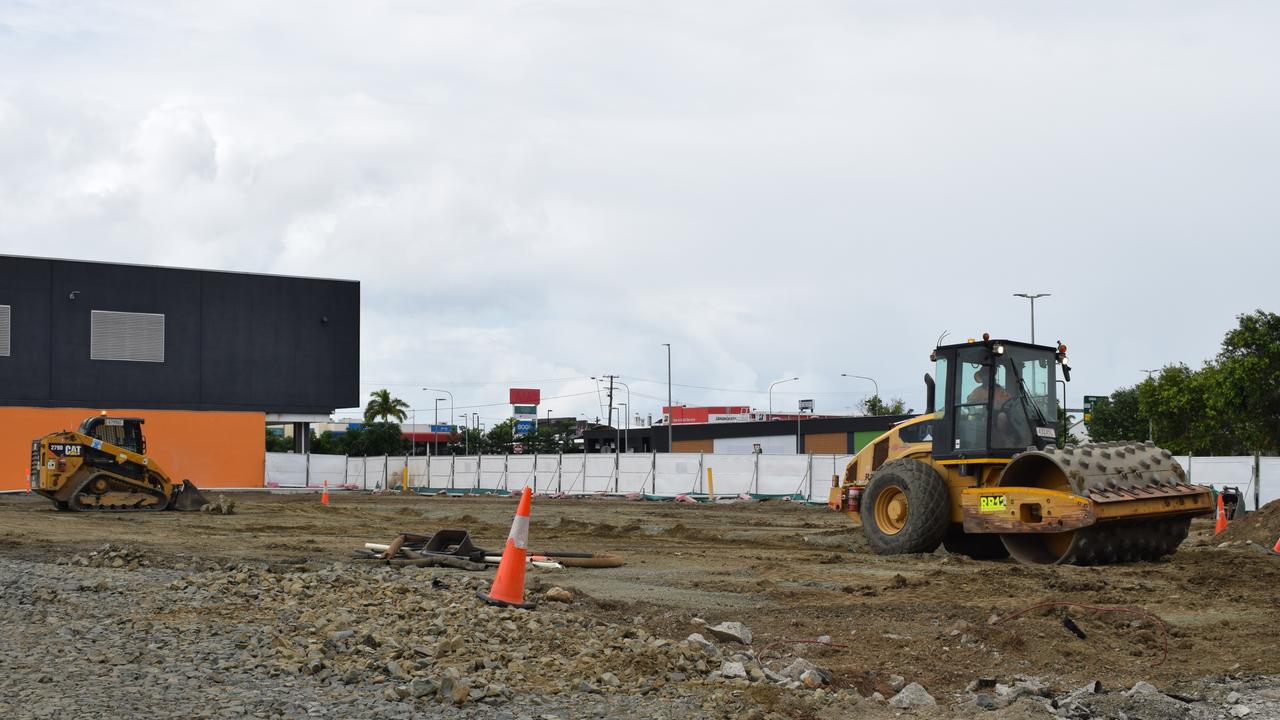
[263,452,1280,509]
[265,452,856,502]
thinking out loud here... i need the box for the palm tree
[364,389,409,424]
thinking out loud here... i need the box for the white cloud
[1,1,1277,420]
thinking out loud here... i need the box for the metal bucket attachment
[422,529,488,562]
[170,480,212,512]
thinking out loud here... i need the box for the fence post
[652,451,657,495]
[305,452,311,488]
[557,452,563,494]
[342,455,348,489]
[1255,452,1262,512]
[697,452,704,494]
[807,453,814,502]
[502,454,509,491]
[383,455,388,489]
[753,451,761,496]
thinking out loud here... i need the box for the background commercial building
[583,414,914,454]
[0,255,359,491]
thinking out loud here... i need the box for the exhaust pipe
[924,373,935,414]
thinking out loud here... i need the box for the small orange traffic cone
[1271,536,1280,555]
[321,480,330,506]
[478,487,535,609]
[1213,493,1227,535]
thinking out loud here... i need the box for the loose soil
[2,490,1278,717]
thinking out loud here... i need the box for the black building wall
[0,256,359,414]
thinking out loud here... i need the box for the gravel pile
[57,543,153,570]
[0,557,858,719]
[4,553,1277,720]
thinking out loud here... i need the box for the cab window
[953,348,989,451]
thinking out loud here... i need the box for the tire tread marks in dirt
[860,458,950,555]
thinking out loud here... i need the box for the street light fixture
[840,373,879,399]
[1013,293,1051,343]
[768,377,799,420]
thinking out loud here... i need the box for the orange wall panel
[672,439,714,453]
[802,432,849,454]
[1,407,264,492]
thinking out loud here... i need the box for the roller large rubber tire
[859,459,951,555]
[942,526,1010,560]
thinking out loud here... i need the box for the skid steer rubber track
[999,441,1208,565]
[67,472,169,512]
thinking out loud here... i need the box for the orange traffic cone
[1213,493,1227,535]
[1271,536,1280,556]
[321,480,330,506]
[478,487,535,609]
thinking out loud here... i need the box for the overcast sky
[2,1,1276,426]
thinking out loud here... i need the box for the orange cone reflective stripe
[321,480,330,506]
[478,487,535,609]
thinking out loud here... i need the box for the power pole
[602,375,618,433]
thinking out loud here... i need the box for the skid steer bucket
[169,480,211,512]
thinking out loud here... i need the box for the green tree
[265,428,292,452]
[1212,310,1280,453]
[861,395,909,416]
[364,389,409,424]
[1086,385,1148,444]
[341,421,411,456]
[310,429,348,455]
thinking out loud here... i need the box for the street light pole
[1013,293,1051,344]
[433,397,445,456]
[410,409,416,456]
[619,402,628,454]
[662,343,673,453]
[769,377,799,420]
[423,388,454,455]
[458,415,469,455]
[840,373,879,404]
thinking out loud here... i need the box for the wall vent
[0,305,9,357]
[90,310,165,363]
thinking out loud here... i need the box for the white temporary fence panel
[265,453,308,488]
[507,456,537,490]
[310,454,348,488]
[534,455,560,493]
[446,456,479,490]
[617,454,653,494]
[756,454,808,496]
[582,454,616,493]
[478,455,506,490]
[655,454,703,496]
[704,454,759,496]
[1175,456,1280,511]
[287,452,861,501]
[558,455,586,493]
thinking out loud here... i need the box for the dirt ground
[2,489,1277,703]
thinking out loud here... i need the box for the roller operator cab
[831,336,1214,565]
[929,337,1065,460]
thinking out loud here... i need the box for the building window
[90,310,165,363]
[0,304,9,357]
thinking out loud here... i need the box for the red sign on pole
[509,388,541,405]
